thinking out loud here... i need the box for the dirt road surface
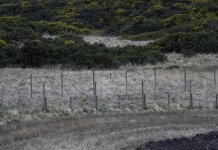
[1,110,218,150]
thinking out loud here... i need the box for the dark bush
[121,19,164,35]
[0,44,20,67]
[20,40,50,67]
[149,32,218,56]
[1,39,164,69]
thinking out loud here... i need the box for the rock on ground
[136,131,218,150]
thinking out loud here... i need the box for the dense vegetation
[154,32,218,55]
[0,0,218,68]
[0,37,165,68]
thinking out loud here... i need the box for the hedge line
[0,38,165,69]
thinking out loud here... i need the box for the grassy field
[1,53,218,124]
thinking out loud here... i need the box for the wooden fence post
[184,67,187,91]
[142,81,144,97]
[44,98,48,112]
[190,93,193,108]
[142,81,145,109]
[94,82,98,110]
[154,68,157,93]
[214,68,216,89]
[143,95,147,110]
[1,86,4,103]
[95,96,98,110]
[125,70,128,95]
[168,93,170,108]
[43,82,48,112]
[118,95,121,109]
[93,70,95,96]
[61,73,64,97]
[43,82,46,98]
[216,94,218,109]
[189,80,192,94]
[70,97,72,109]
[18,99,21,112]
[30,74,32,99]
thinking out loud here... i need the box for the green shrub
[0,38,165,69]
[123,31,167,41]
[121,19,164,35]
[149,32,218,56]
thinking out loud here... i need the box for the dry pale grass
[82,36,152,48]
[1,53,218,124]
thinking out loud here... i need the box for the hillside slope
[0,0,218,68]
[1,0,218,38]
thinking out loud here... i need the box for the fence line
[1,67,218,112]
[2,91,218,112]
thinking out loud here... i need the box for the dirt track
[1,110,218,150]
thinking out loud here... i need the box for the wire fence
[0,66,218,112]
